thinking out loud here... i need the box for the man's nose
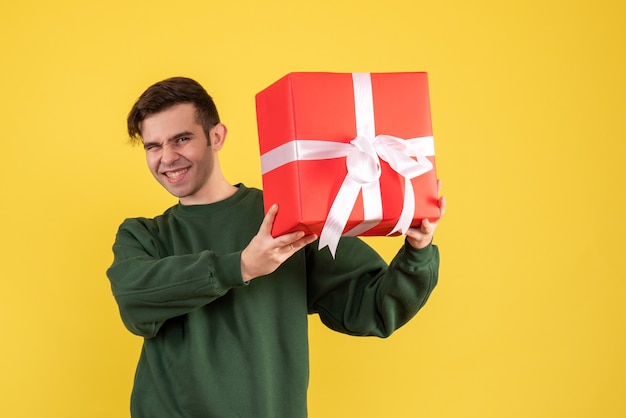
[161,145,178,165]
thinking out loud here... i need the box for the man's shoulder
[238,183,263,197]
[233,183,264,208]
[117,205,176,231]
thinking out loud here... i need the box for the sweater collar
[173,183,249,217]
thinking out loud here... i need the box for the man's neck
[180,180,238,206]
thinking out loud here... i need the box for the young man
[107,76,445,417]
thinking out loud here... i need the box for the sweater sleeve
[306,237,439,338]
[106,219,246,338]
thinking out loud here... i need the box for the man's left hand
[406,180,446,249]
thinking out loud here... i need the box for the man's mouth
[163,168,189,180]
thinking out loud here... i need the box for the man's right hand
[240,204,318,282]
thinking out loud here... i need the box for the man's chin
[160,183,187,198]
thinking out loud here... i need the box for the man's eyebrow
[142,140,159,149]
[170,131,195,140]
[143,131,195,149]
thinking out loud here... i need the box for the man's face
[140,103,218,205]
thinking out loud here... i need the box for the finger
[420,219,433,234]
[272,231,304,253]
[277,230,305,245]
[292,233,318,250]
[282,233,318,253]
[439,196,447,218]
[259,204,278,235]
[406,227,425,240]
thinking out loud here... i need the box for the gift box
[255,72,440,256]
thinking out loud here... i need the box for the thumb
[259,204,278,236]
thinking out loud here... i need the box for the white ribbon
[260,72,435,257]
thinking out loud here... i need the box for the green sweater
[106,184,439,418]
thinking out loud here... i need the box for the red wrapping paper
[255,72,440,249]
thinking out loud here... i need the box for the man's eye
[177,137,190,143]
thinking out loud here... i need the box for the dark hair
[127,77,221,144]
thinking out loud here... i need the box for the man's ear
[210,123,228,150]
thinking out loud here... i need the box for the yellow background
[1,0,624,417]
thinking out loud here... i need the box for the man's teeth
[166,169,187,179]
